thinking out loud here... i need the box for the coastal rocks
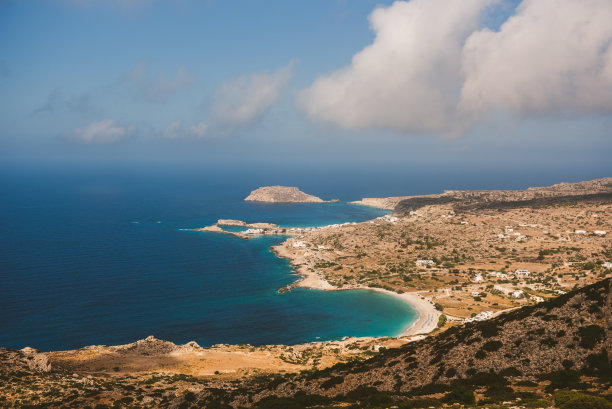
[0,348,52,374]
[217,219,247,226]
[245,186,328,203]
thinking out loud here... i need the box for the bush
[398,398,442,408]
[442,387,475,405]
[578,325,605,349]
[541,370,581,391]
[482,340,503,352]
[554,391,612,409]
[321,376,344,389]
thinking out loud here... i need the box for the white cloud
[188,121,209,137]
[212,61,295,128]
[163,120,182,139]
[460,0,612,117]
[123,62,195,103]
[71,119,127,143]
[162,120,209,139]
[298,0,612,135]
[297,0,493,133]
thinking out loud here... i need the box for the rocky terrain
[245,186,332,203]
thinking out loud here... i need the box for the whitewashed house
[416,259,435,267]
[292,241,306,248]
[594,230,607,236]
[602,262,612,269]
[575,229,587,234]
[511,290,524,298]
[472,273,483,283]
[514,269,530,276]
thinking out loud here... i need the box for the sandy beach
[271,244,440,337]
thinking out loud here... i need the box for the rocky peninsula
[245,186,336,203]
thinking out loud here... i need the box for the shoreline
[271,244,440,338]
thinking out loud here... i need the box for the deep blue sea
[0,165,419,351]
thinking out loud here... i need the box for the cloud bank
[71,119,128,143]
[162,61,295,139]
[298,0,612,134]
[212,61,295,129]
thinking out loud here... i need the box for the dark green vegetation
[1,278,610,408]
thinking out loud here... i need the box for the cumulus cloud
[212,61,295,128]
[460,0,612,117]
[298,0,612,135]
[123,61,195,103]
[71,119,128,143]
[188,121,209,137]
[162,120,210,139]
[297,0,492,133]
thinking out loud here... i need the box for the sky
[1,0,611,181]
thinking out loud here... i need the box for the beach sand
[271,244,440,337]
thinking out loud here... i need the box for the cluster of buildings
[464,310,493,323]
[243,228,264,235]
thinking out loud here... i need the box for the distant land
[245,185,337,203]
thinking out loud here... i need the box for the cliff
[245,186,327,203]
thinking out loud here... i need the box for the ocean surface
[0,165,422,351]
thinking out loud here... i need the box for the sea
[0,163,598,351]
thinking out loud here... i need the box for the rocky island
[245,186,336,203]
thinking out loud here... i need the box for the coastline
[271,244,440,338]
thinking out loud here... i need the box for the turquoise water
[0,166,416,351]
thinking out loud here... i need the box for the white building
[244,228,263,235]
[594,230,607,236]
[511,290,524,298]
[514,269,530,276]
[416,259,435,266]
[471,291,481,297]
[472,273,483,283]
[575,229,587,234]
[464,311,493,323]
[602,262,612,269]
[292,241,306,248]
[531,296,544,303]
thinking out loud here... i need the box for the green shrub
[442,386,475,405]
[321,376,344,389]
[398,398,442,408]
[482,340,503,352]
[554,391,612,409]
[578,325,605,349]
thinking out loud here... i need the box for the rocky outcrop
[245,186,327,203]
[0,348,52,375]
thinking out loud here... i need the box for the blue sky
[1,0,611,180]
